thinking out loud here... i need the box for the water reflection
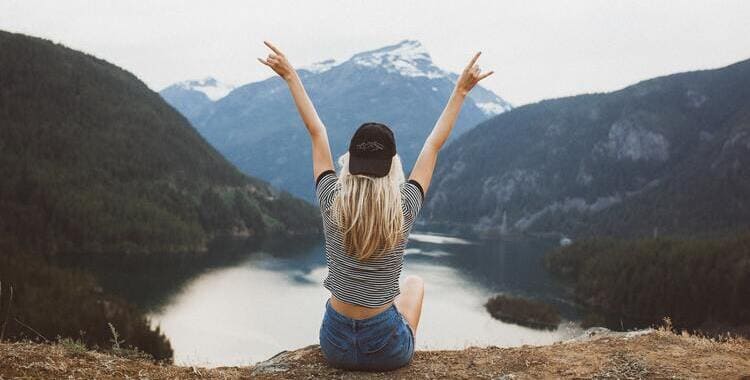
[138,232,583,366]
[54,236,321,311]
[407,233,579,318]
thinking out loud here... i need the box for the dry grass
[2,328,750,379]
[0,341,247,379]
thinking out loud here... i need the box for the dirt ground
[1,329,749,379]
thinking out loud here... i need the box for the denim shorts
[319,299,415,371]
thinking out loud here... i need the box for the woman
[258,40,492,371]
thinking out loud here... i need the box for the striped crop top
[315,170,424,308]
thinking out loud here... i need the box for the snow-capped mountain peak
[176,77,235,101]
[350,39,446,79]
[300,58,339,74]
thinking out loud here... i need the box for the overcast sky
[1,0,749,105]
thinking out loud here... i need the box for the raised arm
[258,41,334,180]
[408,51,494,194]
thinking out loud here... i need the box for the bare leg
[394,275,424,335]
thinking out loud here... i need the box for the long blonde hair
[331,152,406,261]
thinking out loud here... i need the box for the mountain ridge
[161,39,511,201]
[423,56,750,239]
[0,29,320,255]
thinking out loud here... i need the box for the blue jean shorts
[319,299,415,371]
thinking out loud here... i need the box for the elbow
[308,124,327,138]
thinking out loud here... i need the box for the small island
[485,294,561,330]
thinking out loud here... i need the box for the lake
[87,232,582,367]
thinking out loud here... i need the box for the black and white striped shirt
[315,170,424,308]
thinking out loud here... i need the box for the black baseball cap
[348,122,396,178]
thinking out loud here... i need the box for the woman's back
[316,164,425,371]
[316,169,424,309]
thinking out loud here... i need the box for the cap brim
[349,156,392,178]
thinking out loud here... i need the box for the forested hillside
[0,30,319,360]
[425,58,750,239]
[546,232,750,334]
[0,30,320,256]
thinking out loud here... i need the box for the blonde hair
[331,152,406,261]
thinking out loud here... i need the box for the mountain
[160,39,512,200]
[0,30,320,256]
[170,77,236,101]
[423,58,750,239]
[159,77,234,122]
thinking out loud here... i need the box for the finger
[267,53,279,60]
[477,70,494,81]
[465,51,481,70]
[257,57,271,67]
[263,40,283,56]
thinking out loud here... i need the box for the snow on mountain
[445,72,512,116]
[175,77,235,101]
[476,102,511,115]
[300,58,339,74]
[164,40,511,116]
[350,39,446,79]
[348,39,511,115]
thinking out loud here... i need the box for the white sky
[1,0,749,105]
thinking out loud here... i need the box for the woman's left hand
[454,51,494,97]
[258,41,296,81]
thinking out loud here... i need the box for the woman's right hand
[257,40,296,81]
[454,51,494,96]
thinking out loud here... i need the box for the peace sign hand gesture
[257,41,296,81]
[454,51,494,96]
